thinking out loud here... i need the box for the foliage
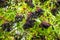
[0,0,60,40]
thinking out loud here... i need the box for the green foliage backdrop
[0,0,60,40]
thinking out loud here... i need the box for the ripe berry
[5,27,12,32]
[39,21,50,29]
[0,0,8,7]
[55,0,60,8]
[28,9,43,18]
[36,7,44,15]
[1,22,12,32]
[25,0,34,8]
[29,12,38,18]
[51,8,58,16]
[57,0,60,4]
[0,0,5,2]
[57,0,60,5]
[23,20,35,29]
[15,15,24,22]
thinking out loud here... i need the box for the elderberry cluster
[25,0,34,8]
[39,21,51,29]
[28,8,44,19]
[23,19,35,29]
[55,0,60,7]
[0,0,8,7]
[1,15,24,32]
[51,8,58,16]
[15,15,24,22]
[1,22,12,32]
[51,0,60,16]
[23,7,44,29]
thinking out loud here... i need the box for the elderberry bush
[0,0,60,40]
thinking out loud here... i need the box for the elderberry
[23,20,35,29]
[39,21,50,29]
[15,15,24,22]
[1,22,12,32]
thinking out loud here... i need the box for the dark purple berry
[15,15,24,22]
[40,21,50,29]
[29,12,38,18]
[5,27,12,32]
[28,9,44,18]
[55,0,60,7]
[0,0,5,2]
[36,7,44,14]
[57,0,60,5]
[1,22,12,32]
[0,0,8,7]
[25,0,34,8]
[23,20,35,29]
[51,8,58,16]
